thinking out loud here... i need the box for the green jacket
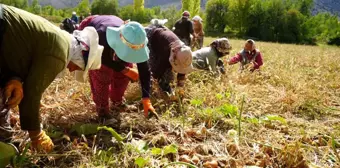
[0,5,71,131]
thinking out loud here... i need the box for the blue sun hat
[106,21,149,63]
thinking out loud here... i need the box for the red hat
[182,11,190,18]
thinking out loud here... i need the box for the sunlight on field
[10,37,340,167]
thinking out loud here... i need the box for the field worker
[193,38,232,75]
[173,11,195,46]
[228,39,263,71]
[79,16,157,119]
[146,23,194,99]
[192,15,204,50]
[0,4,104,152]
[60,18,77,34]
[146,18,168,29]
[71,11,79,24]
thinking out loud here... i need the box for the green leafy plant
[135,157,149,168]
[70,123,99,136]
[190,99,203,107]
[97,126,124,142]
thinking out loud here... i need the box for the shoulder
[254,49,262,55]
[195,47,214,58]
[239,49,245,54]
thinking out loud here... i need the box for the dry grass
[9,38,340,168]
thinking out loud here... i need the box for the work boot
[97,108,120,129]
[110,101,137,113]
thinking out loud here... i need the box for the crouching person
[192,38,232,75]
[228,39,263,72]
[0,4,104,152]
[146,25,194,99]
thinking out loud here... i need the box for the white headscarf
[69,34,88,70]
[56,27,104,82]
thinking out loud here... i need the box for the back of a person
[87,15,123,34]
[174,18,191,38]
[149,28,179,78]
[71,15,78,23]
[61,18,76,33]
[193,47,217,67]
[0,5,70,79]
[84,15,124,63]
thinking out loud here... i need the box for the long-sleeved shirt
[229,49,263,70]
[192,47,220,72]
[78,15,151,98]
[174,17,194,40]
[193,21,204,37]
[71,15,78,24]
[147,27,185,82]
[0,5,71,131]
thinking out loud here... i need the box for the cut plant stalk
[238,95,245,138]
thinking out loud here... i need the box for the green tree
[297,0,313,17]
[91,0,119,15]
[246,0,268,39]
[227,0,253,35]
[31,0,42,14]
[205,0,229,33]
[119,5,134,20]
[42,5,55,16]
[0,0,28,9]
[160,5,181,28]
[77,0,90,16]
[264,0,286,41]
[191,0,200,16]
[151,6,161,16]
[182,0,193,13]
[134,0,144,11]
[280,9,305,43]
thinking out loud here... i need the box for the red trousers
[89,64,132,114]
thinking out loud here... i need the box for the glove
[29,130,54,153]
[176,87,185,97]
[122,67,139,82]
[142,98,159,119]
[166,91,178,101]
[4,80,23,108]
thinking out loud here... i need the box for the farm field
[9,37,340,168]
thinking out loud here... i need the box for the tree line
[205,0,340,45]
[0,0,339,45]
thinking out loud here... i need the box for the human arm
[137,62,157,118]
[228,53,242,65]
[19,56,64,152]
[189,21,194,37]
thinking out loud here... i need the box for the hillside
[32,0,340,15]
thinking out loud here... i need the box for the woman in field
[0,4,104,152]
[192,38,232,75]
[192,15,204,50]
[78,16,157,119]
[146,21,194,99]
[228,39,263,71]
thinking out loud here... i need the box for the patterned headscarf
[245,39,256,51]
[210,38,232,57]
